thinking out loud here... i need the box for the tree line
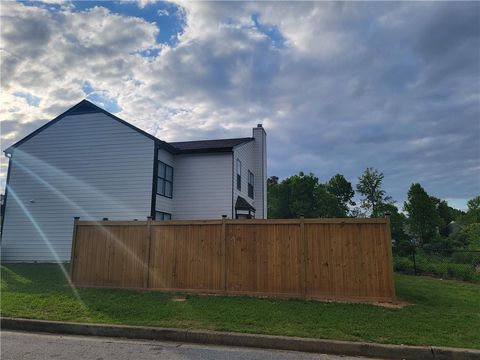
[267,168,479,253]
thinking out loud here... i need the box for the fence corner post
[299,215,307,299]
[384,213,396,301]
[144,216,153,289]
[69,216,80,283]
[221,215,227,292]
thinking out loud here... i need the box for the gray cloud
[0,1,478,209]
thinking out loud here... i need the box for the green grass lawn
[1,264,479,349]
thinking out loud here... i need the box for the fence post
[143,216,153,289]
[384,213,396,301]
[299,215,307,299]
[221,215,227,292]
[69,217,80,283]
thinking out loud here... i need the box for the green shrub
[393,254,480,283]
[465,223,480,249]
[451,251,480,265]
[446,263,480,283]
[394,256,413,273]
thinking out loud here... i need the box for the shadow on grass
[1,263,397,328]
[2,264,63,293]
[1,266,33,287]
[3,263,480,350]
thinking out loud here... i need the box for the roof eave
[174,147,234,155]
[232,138,255,149]
[169,137,254,154]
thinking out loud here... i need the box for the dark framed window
[155,211,172,221]
[248,170,254,199]
[236,159,242,191]
[157,161,173,198]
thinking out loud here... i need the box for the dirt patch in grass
[373,301,410,309]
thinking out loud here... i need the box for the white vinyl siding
[173,153,232,219]
[1,112,154,262]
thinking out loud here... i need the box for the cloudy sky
[1,1,479,209]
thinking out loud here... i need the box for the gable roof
[170,137,253,154]
[4,99,176,154]
[4,99,252,156]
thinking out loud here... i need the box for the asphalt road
[1,330,379,360]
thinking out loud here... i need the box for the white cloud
[0,2,158,121]
[135,0,158,9]
[157,9,169,17]
[0,1,478,207]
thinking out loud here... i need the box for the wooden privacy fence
[70,217,396,302]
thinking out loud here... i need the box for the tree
[377,202,409,255]
[356,167,392,217]
[287,172,319,218]
[431,197,465,236]
[326,174,355,215]
[448,195,480,252]
[350,207,367,218]
[267,176,279,186]
[267,176,291,219]
[403,183,442,245]
[267,172,346,219]
[466,195,480,224]
[462,223,480,249]
[315,184,346,218]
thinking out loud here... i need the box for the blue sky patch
[13,92,41,107]
[252,13,285,49]
[19,0,186,46]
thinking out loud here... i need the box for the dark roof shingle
[170,137,253,153]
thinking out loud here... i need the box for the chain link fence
[394,247,480,283]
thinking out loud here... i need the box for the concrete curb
[2,317,479,360]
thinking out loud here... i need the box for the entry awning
[235,196,255,212]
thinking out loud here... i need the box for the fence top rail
[223,218,387,225]
[76,218,388,227]
[77,221,149,226]
[304,218,387,224]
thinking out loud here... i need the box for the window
[155,211,172,221]
[157,161,173,198]
[248,170,254,199]
[236,159,242,191]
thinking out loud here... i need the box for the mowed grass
[1,264,479,349]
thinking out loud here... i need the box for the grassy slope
[1,264,479,349]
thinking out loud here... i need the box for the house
[1,100,267,262]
